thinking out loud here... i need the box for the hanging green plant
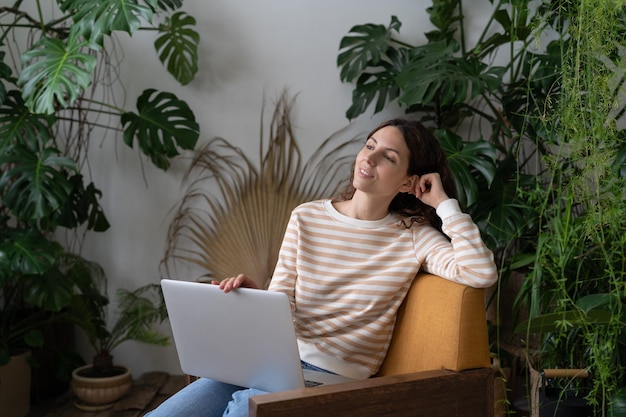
[515,0,626,411]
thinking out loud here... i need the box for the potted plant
[0,1,199,414]
[68,262,169,410]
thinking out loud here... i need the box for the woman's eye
[384,154,395,163]
[365,144,374,150]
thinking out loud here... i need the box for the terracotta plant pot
[71,364,132,411]
[0,352,31,417]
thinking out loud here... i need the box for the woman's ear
[399,175,419,193]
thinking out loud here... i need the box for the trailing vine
[518,0,626,411]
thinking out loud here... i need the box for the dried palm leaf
[161,91,362,288]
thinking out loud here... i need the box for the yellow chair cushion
[377,272,491,376]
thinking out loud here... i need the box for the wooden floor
[27,372,187,417]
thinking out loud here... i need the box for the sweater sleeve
[419,199,498,288]
[267,212,298,311]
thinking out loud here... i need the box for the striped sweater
[268,198,497,379]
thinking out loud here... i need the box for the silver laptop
[161,279,354,392]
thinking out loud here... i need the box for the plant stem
[67,98,126,115]
[55,117,125,133]
[35,0,44,33]
[458,0,466,55]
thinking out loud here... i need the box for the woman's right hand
[211,274,259,293]
[411,172,449,209]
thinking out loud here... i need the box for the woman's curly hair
[338,118,458,233]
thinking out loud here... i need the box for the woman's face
[352,125,415,199]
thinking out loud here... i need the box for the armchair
[248,272,495,417]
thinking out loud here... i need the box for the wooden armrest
[249,368,494,417]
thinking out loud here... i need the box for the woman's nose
[364,153,377,165]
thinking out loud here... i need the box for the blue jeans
[144,362,332,417]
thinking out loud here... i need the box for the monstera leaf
[397,40,505,107]
[337,16,402,83]
[18,33,98,115]
[471,160,537,249]
[0,145,76,220]
[59,0,154,43]
[57,175,110,233]
[436,129,496,208]
[121,89,200,170]
[0,90,56,150]
[345,48,409,121]
[0,230,63,279]
[156,0,184,10]
[22,265,76,312]
[155,12,200,85]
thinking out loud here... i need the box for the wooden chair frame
[250,368,494,417]
[187,273,496,416]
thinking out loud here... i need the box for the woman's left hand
[411,173,449,209]
[213,274,260,293]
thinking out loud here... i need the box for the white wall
[78,0,489,377]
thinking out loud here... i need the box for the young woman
[145,118,498,417]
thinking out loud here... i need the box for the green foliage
[156,12,199,85]
[107,285,169,351]
[396,39,506,109]
[0,146,76,219]
[58,174,110,232]
[69,276,169,374]
[59,0,156,44]
[610,387,626,416]
[337,0,626,412]
[16,254,171,375]
[436,129,496,207]
[335,0,552,260]
[337,16,402,84]
[18,32,99,115]
[0,91,56,149]
[0,251,85,364]
[513,0,626,409]
[0,0,199,367]
[121,89,200,170]
[0,230,63,278]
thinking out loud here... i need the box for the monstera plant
[0,0,199,382]
[334,0,568,256]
